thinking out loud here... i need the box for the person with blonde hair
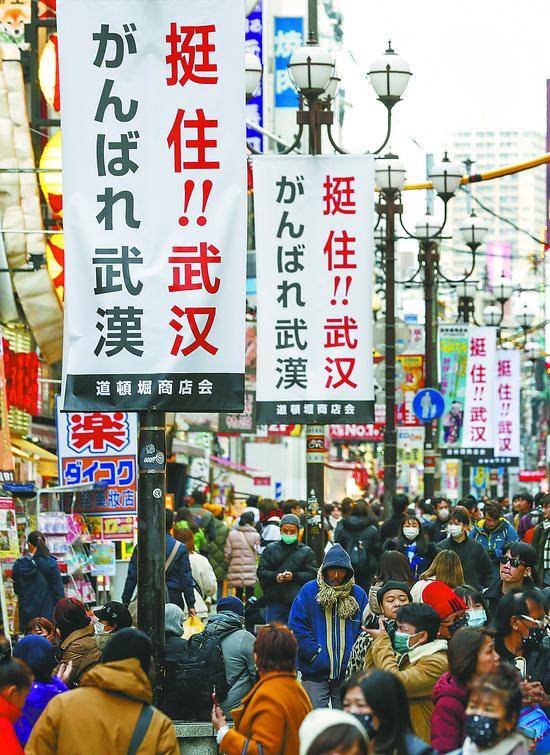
[411,549,465,602]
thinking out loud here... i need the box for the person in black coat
[334,499,380,591]
[436,506,495,590]
[482,541,541,618]
[384,515,437,581]
[380,494,409,541]
[12,531,65,629]
[257,514,317,624]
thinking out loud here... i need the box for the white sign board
[57,0,246,411]
[462,326,496,450]
[253,155,375,424]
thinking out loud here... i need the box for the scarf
[316,567,360,620]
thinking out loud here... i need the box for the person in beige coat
[53,598,101,686]
[366,602,448,744]
[225,511,260,602]
[26,629,178,755]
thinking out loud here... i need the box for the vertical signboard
[254,155,375,423]
[463,327,496,451]
[494,349,520,462]
[0,335,14,482]
[56,401,138,515]
[57,0,246,412]
[438,324,469,448]
[274,17,303,108]
[246,0,263,152]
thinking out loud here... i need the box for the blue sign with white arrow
[412,388,445,422]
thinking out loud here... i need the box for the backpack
[347,529,377,576]
[171,631,229,707]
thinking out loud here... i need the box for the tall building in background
[446,130,545,290]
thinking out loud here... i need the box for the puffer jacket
[25,659,178,755]
[12,554,65,629]
[204,611,256,714]
[225,525,260,588]
[334,515,380,586]
[208,517,230,581]
[14,677,67,746]
[0,695,24,755]
[55,624,101,686]
[431,671,467,753]
[257,539,317,606]
[470,517,519,564]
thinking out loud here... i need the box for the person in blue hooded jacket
[12,635,69,746]
[12,532,65,630]
[288,543,368,710]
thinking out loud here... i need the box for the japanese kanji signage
[254,155,375,424]
[274,17,303,108]
[56,400,138,515]
[57,0,246,411]
[463,327,496,451]
[493,349,520,461]
[0,334,14,483]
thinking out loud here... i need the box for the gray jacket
[204,611,256,715]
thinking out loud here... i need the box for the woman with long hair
[385,516,437,581]
[224,510,260,603]
[411,550,465,602]
[53,598,101,686]
[342,669,435,755]
[368,550,414,616]
[12,532,65,630]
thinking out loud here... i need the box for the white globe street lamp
[288,40,335,98]
[245,52,262,100]
[375,153,406,193]
[483,304,502,327]
[459,211,489,249]
[430,153,464,202]
[368,43,412,108]
[414,213,441,242]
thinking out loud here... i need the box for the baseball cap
[94,601,133,629]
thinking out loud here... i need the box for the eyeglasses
[499,555,526,568]
[518,615,548,629]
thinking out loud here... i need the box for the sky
[336,0,550,195]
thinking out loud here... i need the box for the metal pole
[383,196,398,515]
[423,242,437,501]
[308,0,318,40]
[137,410,166,708]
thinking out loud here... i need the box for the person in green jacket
[204,503,230,600]
[174,508,208,555]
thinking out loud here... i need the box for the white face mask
[438,508,450,521]
[403,527,419,541]
[448,523,463,538]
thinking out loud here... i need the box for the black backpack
[172,631,229,708]
[347,528,377,576]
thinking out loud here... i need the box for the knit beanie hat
[299,709,368,755]
[280,513,300,529]
[423,580,467,619]
[101,628,152,674]
[377,580,412,606]
[164,603,185,636]
[218,596,245,617]
[13,635,56,683]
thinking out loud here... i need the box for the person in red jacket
[431,626,499,753]
[0,640,33,755]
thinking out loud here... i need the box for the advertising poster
[396,354,424,427]
[58,0,246,411]
[89,541,116,577]
[274,16,303,108]
[219,391,256,435]
[0,498,19,559]
[102,515,136,541]
[438,324,469,448]
[56,401,138,515]
[254,155,375,423]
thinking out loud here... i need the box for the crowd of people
[0,489,549,754]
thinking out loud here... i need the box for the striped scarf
[316,568,359,619]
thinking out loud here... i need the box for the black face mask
[522,625,547,649]
[464,714,500,748]
[448,614,468,636]
[352,712,377,740]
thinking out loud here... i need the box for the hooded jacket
[431,671,468,753]
[370,633,448,744]
[0,695,24,755]
[205,611,256,714]
[257,539,317,606]
[208,517,230,581]
[12,554,65,628]
[288,544,368,682]
[25,659,178,755]
[333,515,380,582]
[470,518,519,562]
[55,624,101,686]
[122,533,195,609]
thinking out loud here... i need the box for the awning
[11,437,58,478]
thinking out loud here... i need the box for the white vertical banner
[253,155,375,424]
[462,326,497,450]
[57,0,246,412]
[494,349,520,461]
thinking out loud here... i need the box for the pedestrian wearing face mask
[482,542,541,618]
[454,585,490,629]
[432,627,500,753]
[471,502,520,568]
[422,580,469,640]
[426,498,453,543]
[493,589,550,698]
[92,602,133,652]
[288,544,368,709]
[437,507,495,589]
[448,665,530,755]
[365,602,448,743]
[385,516,437,581]
[257,514,317,625]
